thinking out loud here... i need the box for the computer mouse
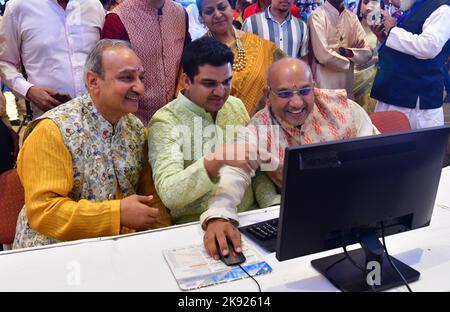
[216,238,246,266]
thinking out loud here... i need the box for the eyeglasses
[269,86,314,99]
[200,77,232,89]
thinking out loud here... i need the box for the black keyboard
[239,218,279,253]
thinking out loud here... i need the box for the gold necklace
[233,32,246,72]
[207,28,247,72]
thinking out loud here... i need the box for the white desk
[1,167,450,292]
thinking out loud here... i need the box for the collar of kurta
[177,90,218,122]
[80,94,128,136]
[323,1,346,17]
[125,0,167,13]
[24,93,130,143]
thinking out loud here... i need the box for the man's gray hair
[84,39,131,85]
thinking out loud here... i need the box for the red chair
[370,111,412,134]
[0,168,25,249]
[10,127,20,164]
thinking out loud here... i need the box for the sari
[231,33,285,114]
[353,26,378,113]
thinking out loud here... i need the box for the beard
[276,1,291,11]
[400,0,417,11]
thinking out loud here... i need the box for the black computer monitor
[276,126,450,291]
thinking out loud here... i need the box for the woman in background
[353,0,383,113]
[178,0,285,115]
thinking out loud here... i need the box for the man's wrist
[385,25,395,38]
[17,79,34,99]
[204,151,224,178]
[205,217,231,229]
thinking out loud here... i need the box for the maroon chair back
[370,111,412,134]
[10,127,20,163]
[0,168,25,244]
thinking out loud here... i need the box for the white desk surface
[1,167,449,292]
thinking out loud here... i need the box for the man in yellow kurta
[308,0,372,99]
[202,58,379,260]
[148,37,279,225]
[13,39,170,249]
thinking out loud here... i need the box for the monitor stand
[311,232,420,292]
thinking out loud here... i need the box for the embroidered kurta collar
[134,0,167,13]
[80,94,126,137]
[178,90,224,123]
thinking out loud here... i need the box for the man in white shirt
[185,2,207,40]
[0,0,105,118]
[370,0,450,129]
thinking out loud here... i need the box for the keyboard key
[239,218,279,252]
[246,227,267,240]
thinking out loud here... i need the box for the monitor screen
[276,126,450,291]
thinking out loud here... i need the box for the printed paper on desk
[163,240,272,290]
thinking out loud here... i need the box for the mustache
[126,91,140,97]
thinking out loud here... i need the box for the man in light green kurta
[148,37,279,224]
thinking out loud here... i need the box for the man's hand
[371,10,397,43]
[352,39,366,49]
[26,86,61,112]
[340,47,354,58]
[120,195,159,230]
[381,10,396,34]
[203,218,242,260]
[221,143,259,173]
[204,144,259,178]
[370,24,387,42]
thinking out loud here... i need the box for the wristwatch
[338,47,346,56]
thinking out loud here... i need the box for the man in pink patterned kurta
[201,58,379,260]
[101,0,189,125]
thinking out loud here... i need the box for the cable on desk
[381,223,413,292]
[343,245,364,271]
[343,245,378,292]
[324,255,347,274]
[238,264,261,292]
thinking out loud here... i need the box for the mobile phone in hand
[52,93,72,103]
[366,0,382,26]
